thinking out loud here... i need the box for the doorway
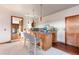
[11,16,23,41]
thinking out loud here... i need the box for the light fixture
[40,4,43,22]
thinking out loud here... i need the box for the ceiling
[42,4,78,16]
[0,4,78,16]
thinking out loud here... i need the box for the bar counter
[30,31,57,50]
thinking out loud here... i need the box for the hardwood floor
[52,42,79,55]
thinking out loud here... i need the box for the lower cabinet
[35,32,56,50]
[30,31,56,50]
[12,33,19,40]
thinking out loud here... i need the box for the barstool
[23,32,41,55]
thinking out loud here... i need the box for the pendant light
[31,8,35,27]
[40,4,43,22]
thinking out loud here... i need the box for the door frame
[11,16,24,40]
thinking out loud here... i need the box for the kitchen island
[30,31,57,50]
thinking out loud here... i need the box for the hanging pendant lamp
[40,4,43,22]
[31,8,35,27]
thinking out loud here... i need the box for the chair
[20,32,27,46]
[23,32,41,55]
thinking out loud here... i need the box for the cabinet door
[52,33,56,43]
[43,34,52,50]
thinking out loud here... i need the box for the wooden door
[65,15,79,47]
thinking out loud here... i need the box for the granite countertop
[32,30,56,35]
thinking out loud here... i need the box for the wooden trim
[65,14,79,18]
[11,16,23,19]
[11,16,12,40]
[65,17,67,45]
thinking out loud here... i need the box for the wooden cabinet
[30,31,56,50]
[12,33,19,40]
[52,32,56,43]
[41,34,53,50]
[65,15,79,47]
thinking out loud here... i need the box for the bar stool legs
[24,38,26,47]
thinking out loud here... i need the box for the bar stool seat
[22,32,41,54]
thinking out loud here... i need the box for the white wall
[0,9,24,43]
[38,5,79,43]
[0,13,11,43]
